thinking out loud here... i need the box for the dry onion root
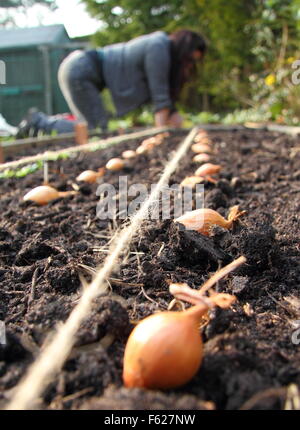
[23,185,77,205]
[123,257,245,390]
[76,168,105,184]
[106,158,125,171]
[174,205,246,236]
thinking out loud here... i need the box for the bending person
[17,30,206,137]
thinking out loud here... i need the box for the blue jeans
[58,50,108,130]
[32,112,77,134]
[33,50,108,134]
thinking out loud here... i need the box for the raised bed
[0,127,299,410]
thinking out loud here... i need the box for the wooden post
[75,122,88,145]
[0,145,4,164]
[40,45,53,116]
[43,161,49,185]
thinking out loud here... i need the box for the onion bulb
[76,168,105,184]
[141,139,156,151]
[180,176,204,188]
[195,163,221,177]
[191,143,212,154]
[122,150,136,159]
[194,136,213,146]
[156,132,170,142]
[174,205,246,236]
[136,145,147,154]
[123,304,207,389]
[194,130,208,141]
[141,136,156,147]
[106,158,125,171]
[193,153,211,163]
[23,185,76,205]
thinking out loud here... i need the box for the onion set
[194,130,208,141]
[122,150,136,159]
[23,185,77,205]
[191,143,212,154]
[180,176,204,188]
[76,168,105,183]
[136,145,148,154]
[106,158,125,171]
[174,206,246,236]
[123,305,206,389]
[193,153,211,163]
[123,257,245,390]
[195,163,221,177]
[194,137,213,146]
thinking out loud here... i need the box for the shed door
[0,49,45,126]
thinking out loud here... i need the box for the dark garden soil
[0,128,299,410]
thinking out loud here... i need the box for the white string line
[0,126,170,171]
[6,126,199,410]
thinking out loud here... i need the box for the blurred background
[0,0,300,129]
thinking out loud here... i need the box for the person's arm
[144,34,173,122]
[154,108,170,127]
[167,111,183,128]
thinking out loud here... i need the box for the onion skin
[194,136,213,146]
[23,185,76,205]
[175,206,245,236]
[123,305,205,389]
[76,170,102,183]
[122,150,136,159]
[191,143,212,154]
[23,185,60,205]
[193,153,211,163]
[136,145,147,154]
[106,158,125,171]
[194,130,208,141]
[195,163,221,177]
[180,176,204,188]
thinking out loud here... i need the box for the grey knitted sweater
[100,31,172,116]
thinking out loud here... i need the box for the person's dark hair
[169,29,207,103]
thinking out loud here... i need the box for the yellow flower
[287,56,296,64]
[265,73,276,86]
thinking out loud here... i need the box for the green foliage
[0,161,43,179]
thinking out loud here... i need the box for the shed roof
[0,24,70,50]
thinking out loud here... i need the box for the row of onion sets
[123,129,247,390]
[23,132,170,206]
[22,128,248,391]
[175,129,246,236]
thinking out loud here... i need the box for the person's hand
[168,112,183,128]
[154,108,170,127]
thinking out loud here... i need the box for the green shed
[0,24,87,125]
